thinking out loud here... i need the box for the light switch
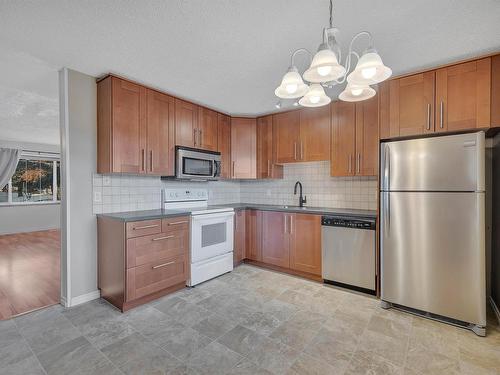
[94,191,102,203]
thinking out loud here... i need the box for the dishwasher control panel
[321,216,376,230]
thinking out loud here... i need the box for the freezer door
[380,132,485,192]
[380,191,486,326]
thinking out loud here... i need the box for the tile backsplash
[92,161,377,214]
[240,161,377,210]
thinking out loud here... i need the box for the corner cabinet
[231,117,257,178]
[97,76,174,175]
[331,97,378,177]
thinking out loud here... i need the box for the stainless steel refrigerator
[380,132,486,336]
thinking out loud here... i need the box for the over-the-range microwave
[175,146,221,181]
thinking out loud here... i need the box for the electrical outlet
[94,191,102,203]
[102,176,111,186]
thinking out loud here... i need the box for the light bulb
[309,96,320,104]
[361,67,377,79]
[351,88,363,96]
[285,84,298,94]
[317,66,332,77]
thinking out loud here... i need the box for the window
[1,157,60,205]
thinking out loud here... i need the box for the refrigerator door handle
[383,144,390,190]
[383,193,390,236]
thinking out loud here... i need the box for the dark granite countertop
[218,203,377,218]
[97,203,376,222]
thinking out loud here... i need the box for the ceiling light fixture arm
[290,48,312,69]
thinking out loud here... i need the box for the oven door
[191,211,234,263]
[176,148,216,179]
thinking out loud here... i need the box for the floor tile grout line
[12,314,49,375]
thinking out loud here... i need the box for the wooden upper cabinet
[146,89,175,176]
[174,99,198,148]
[435,58,491,132]
[273,111,301,163]
[389,72,435,137]
[331,101,356,177]
[289,214,321,276]
[246,210,262,261]
[231,117,257,179]
[257,115,283,179]
[217,113,231,179]
[299,106,331,161]
[355,97,379,176]
[97,76,147,174]
[198,107,218,151]
[261,211,289,268]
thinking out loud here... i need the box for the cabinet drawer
[126,219,161,239]
[126,230,189,268]
[126,254,187,301]
[162,216,190,233]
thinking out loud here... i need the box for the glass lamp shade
[339,84,376,102]
[275,66,309,99]
[299,84,331,107]
[347,50,392,85]
[303,45,346,83]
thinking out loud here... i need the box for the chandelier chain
[329,0,333,28]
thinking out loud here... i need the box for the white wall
[0,203,60,235]
[59,68,98,306]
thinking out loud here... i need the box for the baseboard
[490,296,500,325]
[70,290,101,307]
[60,295,69,308]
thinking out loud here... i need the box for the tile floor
[1,264,499,375]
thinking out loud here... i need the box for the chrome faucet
[294,181,307,207]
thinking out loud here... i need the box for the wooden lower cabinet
[289,214,322,276]
[246,210,321,277]
[98,216,189,311]
[261,211,289,267]
[246,210,262,261]
[234,209,246,264]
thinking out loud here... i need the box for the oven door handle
[191,211,235,221]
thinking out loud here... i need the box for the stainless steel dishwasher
[321,216,376,295]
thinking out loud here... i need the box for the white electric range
[162,188,234,286]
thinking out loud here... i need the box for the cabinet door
[198,107,218,151]
[378,81,397,139]
[174,99,198,148]
[231,117,256,179]
[289,214,321,276]
[331,101,356,177]
[436,58,491,132]
[146,89,175,176]
[300,106,331,161]
[355,96,379,176]
[273,111,301,163]
[246,210,262,261]
[261,211,289,268]
[111,77,147,173]
[257,115,283,179]
[389,72,435,137]
[217,113,231,179]
[234,209,246,264]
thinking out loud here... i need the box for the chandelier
[274,0,392,108]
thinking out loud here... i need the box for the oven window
[201,222,227,247]
[183,157,213,176]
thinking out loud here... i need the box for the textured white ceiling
[0,48,59,145]
[1,0,500,118]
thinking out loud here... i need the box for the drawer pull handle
[152,235,174,241]
[168,221,188,226]
[133,224,159,230]
[152,261,175,269]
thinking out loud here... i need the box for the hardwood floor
[0,229,60,320]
